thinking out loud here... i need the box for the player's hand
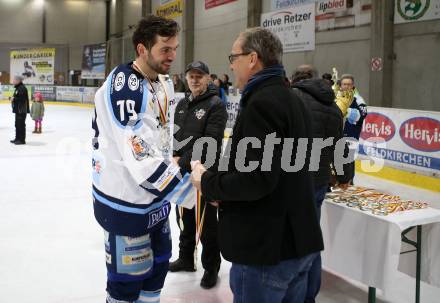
[172,156,180,166]
[190,160,206,191]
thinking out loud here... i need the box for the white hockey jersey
[92,63,195,236]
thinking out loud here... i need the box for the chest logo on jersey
[195,109,206,120]
[128,135,154,161]
[128,74,139,91]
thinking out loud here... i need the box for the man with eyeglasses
[191,28,323,303]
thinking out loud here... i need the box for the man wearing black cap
[170,61,227,289]
[10,75,29,145]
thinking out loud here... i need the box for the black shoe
[10,139,17,144]
[200,270,218,289]
[169,258,196,272]
[14,140,26,145]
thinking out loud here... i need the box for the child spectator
[30,92,45,133]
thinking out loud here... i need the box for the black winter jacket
[173,87,227,174]
[292,79,350,187]
[12,82,29,114]
[201,76,323,265]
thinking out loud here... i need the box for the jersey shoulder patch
[107,64,145,128]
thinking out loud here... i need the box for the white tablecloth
[321,200,440,295]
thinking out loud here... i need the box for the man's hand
[190,160,206,191]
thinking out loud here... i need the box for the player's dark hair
[132,15,180,55]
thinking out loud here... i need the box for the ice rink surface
[0,104,439,303]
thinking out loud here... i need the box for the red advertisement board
[205,0,237,9]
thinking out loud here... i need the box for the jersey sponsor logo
[123,234,150,245]
[152,164,179,191]
[128,74,139,91]
[360,113,395,142]
[195,108,206,120]
[114,72,125,92]
[399,117,440,152]
[148,204,171,228]
[122,251,152,265]
[128,135,154,160]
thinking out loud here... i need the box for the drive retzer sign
[261,3,315,52]
[10,48,55,85]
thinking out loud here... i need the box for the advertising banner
[56,86,83,102]
[205,0,237,9]
[32,85,56,101]
[225,95,240,129]
[156,0,183,19]
[359,107,440,176]
[0,84,32,100]
[395,0,440,23]
[316,0,347,14]
[82,87,98,104]
[271,0,315,10]
[81,43,106,80]
[261,4,315,52]
[10,48,55,85]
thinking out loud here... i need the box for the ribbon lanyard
[156,84,168,125]
[132,61,168,125]
[195,191,206,246]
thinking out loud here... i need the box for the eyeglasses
[228,52,251,64]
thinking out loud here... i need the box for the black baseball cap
[185,61,209,75]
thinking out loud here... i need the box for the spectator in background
[340,74,368,182]
[10,75,29,145]
[321,73,334,86]
[209,74,218,82]
[221,74,232,95]
[30,91,45,134]
[173,74,186,92]
[213,78,227,105]
[291,65,350,303]
[208,73,220,97]
[170,60,227,289]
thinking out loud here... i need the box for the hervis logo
[397,0,430,21]
[399,117,440,152]
[360,113,396,142]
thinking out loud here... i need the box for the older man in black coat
[10,76,29,145]
[190,28,323,303]
[170,61,227,289]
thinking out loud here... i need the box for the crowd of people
[95,14,366,303]
[8,13,366,303]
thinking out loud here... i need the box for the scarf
[240,64,286,105]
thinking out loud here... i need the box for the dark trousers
[304,185,328,303]
[175,199,221,272]
[15,113,27,142]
